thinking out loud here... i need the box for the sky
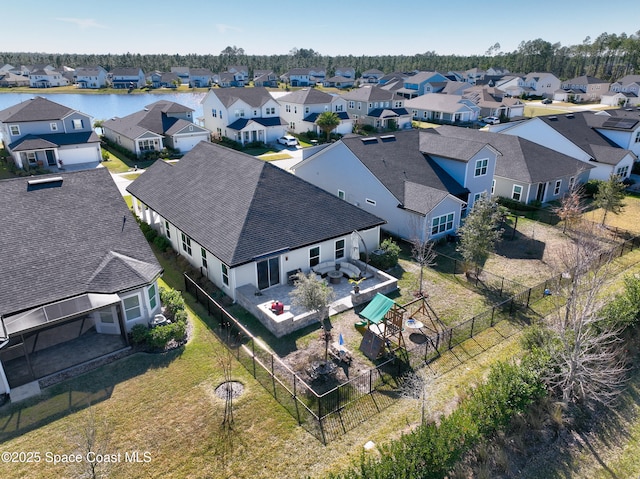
[3,1,639,58]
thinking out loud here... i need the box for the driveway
[269,144,304,172]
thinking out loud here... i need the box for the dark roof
[430,125,593,183]
[103,101,198,140]
[585,108,640,131]
[9,131,100,150]
[304,111,350,123]
[226,116,287,130]
[0,169,162,317]
[339,130,468,205]
[126,142,385,267]
[368,107,409,118]
[0,96,75,122]
[538,112,633,165]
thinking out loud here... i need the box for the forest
[1,31,639,81]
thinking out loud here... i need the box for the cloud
[215,23,242,34]
[56,18,107,30]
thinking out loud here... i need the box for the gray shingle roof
[278,88,334,104]
[340,130,468,206]
[126,142,385,267]
[0,169,162,317]
[8,131,100,150]
[0,96,75,122]
[206,87,274,108]
[430,125,593,183]
[342,85,402,102]
[102,101,196,140]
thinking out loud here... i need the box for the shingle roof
[205,87,274,108]
[339,130,468,206]
[342,85,402,102]
[278,88,334,104]
[102,101,196,140]
[226,116,287,130]
[0,96,75,122]
[430,125,593,183]
[0,169,162,317]
[8,131,100,150]
[126,142,385,267]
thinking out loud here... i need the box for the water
[0,91,207,142]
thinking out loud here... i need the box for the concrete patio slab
[10,381,41,403]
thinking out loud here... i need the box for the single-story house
[405,94,480,124]
[0,169,163,396]
[126,141,385,303]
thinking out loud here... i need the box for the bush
[160,286,186,317]
[584,179,602,197]
[153,235,171,251]
[130,324,149,344]
[143,227,158,242]
[147,323,175,350]
[368,238,401,270]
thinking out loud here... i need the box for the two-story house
[293,129,500,241]
[517,72,561,98]
[334,67,356,79]
[226,65,249,82]
[218,71,245,87]
[201,87,287,145]
[102,100,210,157]
[109,67,146,89]
[554,75,610,103]
[585,108,640,159]
[601,75,640,107]
[74,66,108,89]
[340,85,412,130]
[463,86,525,119]
[277,88,352,135]
[0,96,102,171]
[360,69,384,84]
[28,65,69,88]
[253,70,279,87]
[395,71,449,99]
[281,68,326,87]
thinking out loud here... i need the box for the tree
[315,111,341,142]
[289,272,335,362]
[69,405,113,479]
[410,235,437,297]
[594,174,626,225]
[553,185,586,234]
[538,237,627,407]
[456,195,505,276]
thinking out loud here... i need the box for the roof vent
[27,176,63,191]
[380,134,396,142]
[565,114,574,119]
[548,116,558,121]
[361,137,378,144]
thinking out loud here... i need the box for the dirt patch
[214,381,245,399]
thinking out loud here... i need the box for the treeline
[1,30,638,81]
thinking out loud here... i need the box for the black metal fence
[183,226,640,444]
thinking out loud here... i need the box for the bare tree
[69,404,113,479]
[217,321,236,429]
[399,370,436,426]
[553,185,586,234]
[594,174,626,226]
[410,235,437,297]
[543,237,627,407]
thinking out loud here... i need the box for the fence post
[470,316,475,338]
[448,328,453,350]
[526,288,532,308]
[293,375,302,425]
[252,339,256,378]
[490,306,495,327]
[271,354,277,399]
[500,277,504,297]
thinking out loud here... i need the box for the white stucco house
[277,88,352,136]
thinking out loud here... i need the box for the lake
[0,90,207,127]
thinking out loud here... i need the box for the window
[164,221,171,239]
[431,213,454,235]
[123,295,142,321]
[50,122,58,131]
[234,109,245,118]
[211,109,217,118]
[357,102,362,110]
[554,180,562,196]
[337,189,345,200]
[474,158,488,177]
[286,104,291,112]
[309,246,320,267]
[569,176,575,190]
[305,107,310,114]
[473,192,483,203]
[366,198,376,206]
[72,118,84,129]
[512,185,523,201]
[491,179,495,195]
[201,247,208,269]
[181,232,192,256]
[139,139,157,151]
[148,283,157,310]
[99,310,114,324]
[257,257,280,289]
[635,131,640,143]
[617,165,630,178]
[221,263,229,286]
[335,239,345,260]
[394,101,402,108]
[266,107,275,114]
[348,101,355,109]
[289,122,295,129]
[9,125,20,136]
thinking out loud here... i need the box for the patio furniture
[327,270,342,284]
[329,340,352,365]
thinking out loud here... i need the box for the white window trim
[309,246,321,267]
[474,158,489,177]
[122,292,143,322]
[512,184,523,201]
[554,180,562,196]
[9,124,20,136]
[337,189,345,200]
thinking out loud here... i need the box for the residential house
[360,69,384,84]
[188,68,215,88]
[28,65,69,88]
[334,67,356,79]
[74,66,108,89]
[601,75,640,107]
[489,112,636,181]
[0,71,30,87]
[277,88,352,135]
[281,67,327,87]
[0,168,163,396]
[463,86,525,119]
[322,75,355,89]
[218,71,245,87]
[486,67,510,77]
[102,100,209,157]
[429,125,593,204]
[148,71,181,89]
[584,107,640,159]
[554,75,610,103]
[201,87,287,145]
[341,85,412,130]
[513,72,561,98]
[226,65,249,82]
[109,67,146,89]
[0,96,102,171]
[170,67,190,84]
[293,129,500,241]
[126,141,385,318]
[395,71,450,99]
[405,94,480,124]
[252,70,278,88]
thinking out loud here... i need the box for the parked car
[483,116,500,125]
[542,98,552,104]
[278,135,298,146]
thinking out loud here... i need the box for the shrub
[143,227,158,242]
[584,179,602,197]
[369,238,402,270]
[153,235,171,251]
[147,323,175,350]
[160,286,186,317]
[130,324,149,344]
